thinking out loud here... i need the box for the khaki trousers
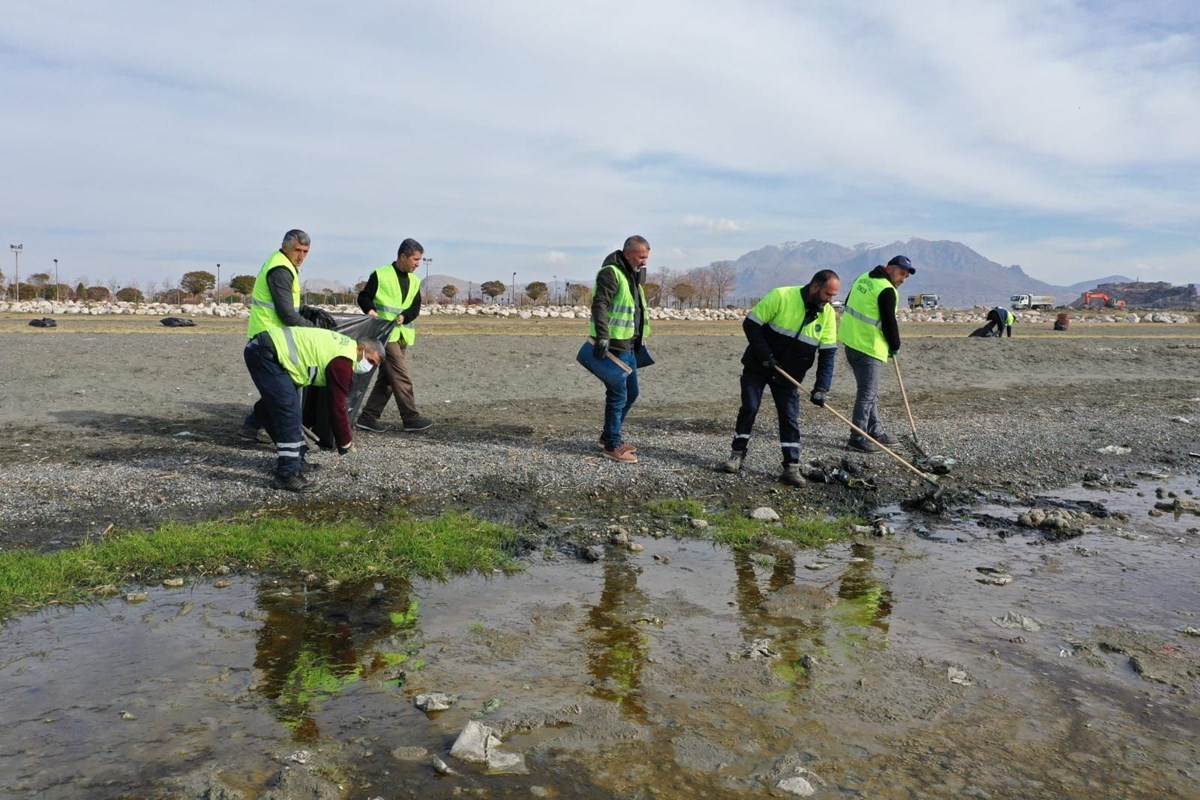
[360,340,420,424]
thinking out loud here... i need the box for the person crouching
[244,327,383,491]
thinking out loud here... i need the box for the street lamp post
[53,258,59,302]
[565,281,571,307]
[511,272,516,306]
[216,263,221,305]
[9,244,22,303]
[553,274,557,306]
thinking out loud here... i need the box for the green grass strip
[0,510,518,620]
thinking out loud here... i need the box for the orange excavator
[1081,290,1126,309]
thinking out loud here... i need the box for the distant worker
[981,306,1014,338]
[585,235,652,463]
[1054,311,1070,331]
[244,327,383,491]
[354,239,435,433]
[722,270,840,485]
[239,229,334,441]
[837,255,915,453]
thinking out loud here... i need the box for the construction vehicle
[1081,290,1126,309]
[906,293,940,310]
[1009,293,1056,310]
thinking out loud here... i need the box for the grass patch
[0,510,519,620]
[709,510,856,550]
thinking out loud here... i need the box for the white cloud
[1,0,1198,288]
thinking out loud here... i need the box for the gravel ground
[1,316,1199,549]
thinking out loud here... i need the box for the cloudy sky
[3,0,1198,293]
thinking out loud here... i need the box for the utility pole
[53,258,59,302]
[216,263,221,304]
[9,244,21,302]
[511,272,516,305]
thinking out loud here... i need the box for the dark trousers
[244,340,307,478]
[360,340,420,424]
[730,370,801,465]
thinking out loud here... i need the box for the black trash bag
[28,317,57,328]
[968,325,995,338]
[301,313,396,449]
[161,316,196,327]
[299,305,338,330]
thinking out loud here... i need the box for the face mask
[354,357,374,374]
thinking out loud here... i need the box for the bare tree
[708,261,738,308]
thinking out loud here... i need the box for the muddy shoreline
[1,317,1199,549]
[2,317,1200,798]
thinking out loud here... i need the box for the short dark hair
[281,229,310,249]
[811,269,840,286]
[397,238,424,258]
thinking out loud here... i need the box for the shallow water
[2,476,1199,798]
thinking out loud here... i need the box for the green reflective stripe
[746,311,765,325]
[282,327,300,364]
[819,342,838,349]
[844,305,881,328]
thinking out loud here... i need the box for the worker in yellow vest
[354,239,435,433]
[583,235,652,463]
[239,229,334,441]
[837,254,915,452]
[244,327,383,491]
[982,306,1015,338]
[722,270,841,485]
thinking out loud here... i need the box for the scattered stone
[1169,416,1191,424]
[777,775,816,797]
[976,567,1014,586]
[992,611,1043,632]
[582,545,605,562]
[430,755,454,775]
[653,553,671,564]
[627,542,644,553]
[690,518,709,529]
[215,565,231,575]
[634,615,664,626]
[1096,445,1131,455]
[947,666,972,686]
[804,561,832,570]
[727,638,780,661]
[119,711,136,721]
[750,506,780,522]
[214,579,232,589]
[390,746,428,761]
[1179,626,1200,637]
[163,577,185,588]
[287,749,311,764]
[124,592,148,603]
[449,720,527,774]
[414,692,457,712]
[93,584,120,597]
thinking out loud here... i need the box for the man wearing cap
[837,255,915,452]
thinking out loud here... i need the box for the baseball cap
[886,255,915,274]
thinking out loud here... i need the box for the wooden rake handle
[773,365,938,487]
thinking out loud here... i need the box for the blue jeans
[731,369,801,465]
[845,346,885,442]
[577,343,639,448]
[244,340,307,478]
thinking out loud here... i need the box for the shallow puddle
[2,476,1199,798]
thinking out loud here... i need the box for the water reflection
[583,551,649,717]
[253,579,417,741]
[834,542,892,632]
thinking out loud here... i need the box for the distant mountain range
[727,238,1137,309]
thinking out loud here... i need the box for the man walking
[588,235,651,463]
[244,327,383,491]
[722,270,840,485]
[354,239,435,433]
[239,229,331,441]
[837,254,915,452]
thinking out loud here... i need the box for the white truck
[1009,293,1055,310]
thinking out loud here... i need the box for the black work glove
[809,389,826,407]
[299,305,322,326]
[593,338,610,360]
[761,356,778,372]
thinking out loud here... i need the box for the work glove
[809,389,826,407]
[761,356,778,372]
[593,338,610,360]
[299,305,338,329]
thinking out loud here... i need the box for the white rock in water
[777,776,815,796]
[750,506,780,521]
[414,692,457,712]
